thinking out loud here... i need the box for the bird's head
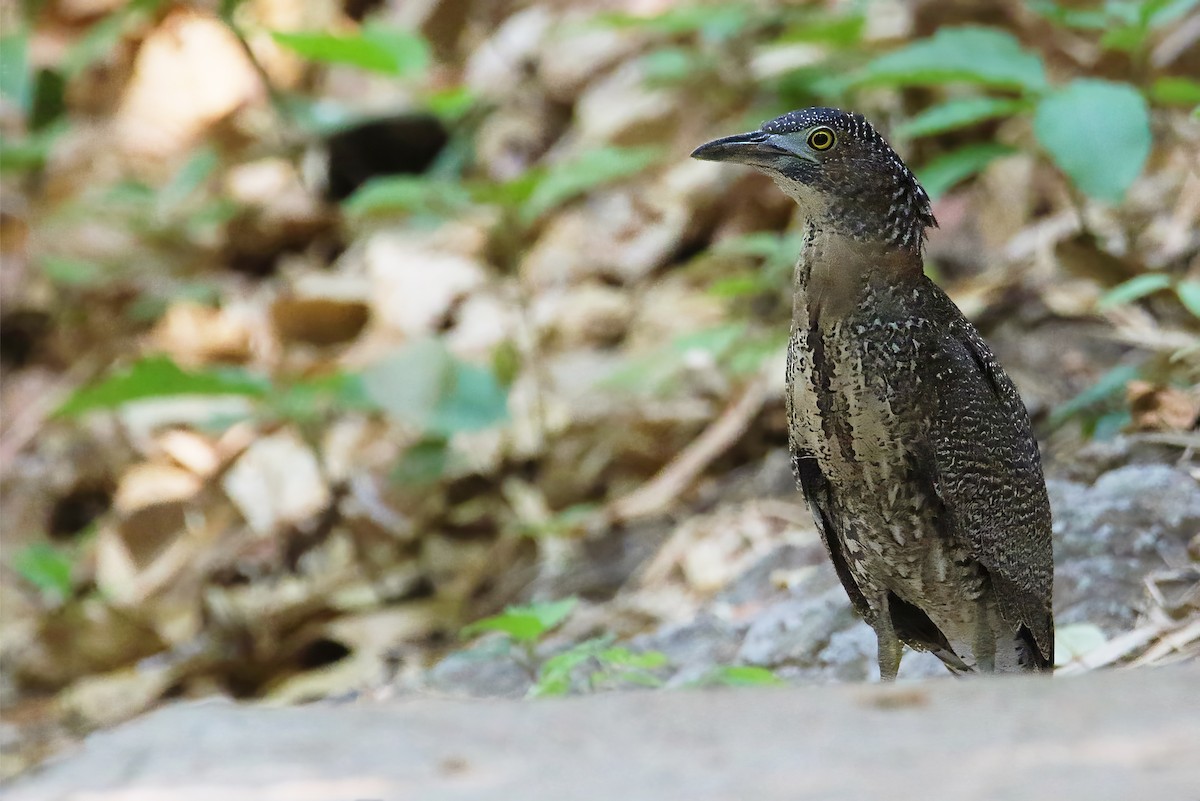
[692,107,936,251]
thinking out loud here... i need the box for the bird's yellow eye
[807,127,835,151]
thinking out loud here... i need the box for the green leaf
[39,256,104,287]
[1026,0,1108,30]
[639,47,702,84]
[1097,273,1173,309]
[58,0,165,80]
[425,86,476,121]
[271,25,429,76]
[1149,77,1200,107]
[360,340,508,435]
[895,97,1029,139]
[700,665,785,687]
[342,176,474,217]
[0,29,31,113]
[776,13,865,46]
[1034,79,1151,203]
[1174,280,1200,318]
[462,597,578,643]
[392,437,449,485]
[56,356,270,418]
[0,122,66,173]
[708,275,763,299]
[429,360,510,434]
[855,27,1048,93]
[14,543,74,602]
[594,5,753,41]
[520,146,662,223]
[1048,363,1141,429]
[598,647,668,670]
[157,147,220,214]
[915,143,1015,199]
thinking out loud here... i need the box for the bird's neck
[793,222,923,327]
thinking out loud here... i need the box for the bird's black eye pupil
[808,128,834,150]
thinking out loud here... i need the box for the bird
[692,107,1054,679]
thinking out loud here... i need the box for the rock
[9,667,1199,800]
[1050,464,1200,632]
[634,615,744,687]
[423,641,533,699]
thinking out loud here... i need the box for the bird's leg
[973,598,996,673]
[873,593,904,682]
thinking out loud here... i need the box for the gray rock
[423,641,532,699]
[1050,464,1200,632]
[11,667,1200,801]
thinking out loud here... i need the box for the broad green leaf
[393,437,449,485]
[360,340,508,435]
[915,143,1015,199]
[597,647,667,670]
[895,97,1029,139]
[425,86,476,121]
[56,356,270,417]
[1150,77,1200,106]
[639,48,701,84]
[1174,280,1200,318]
[521,146,662,223]
[701,665,785,687]
[1034,80,1151,203]
[428,360,510,434]
[14,543,74,602]
[1097,273,1173,309]
[39,256,104,287]
[776,13,864,46]
[0,122,66,173]
[1026,0,1108,29]
[360,339,452,426]
[462,597,578,643]
[271,25,429,76]
[0,30,30,112]
[342,176,474,217]
[855,27,1047,93]
[708,275,763,299]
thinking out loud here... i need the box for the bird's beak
[690,130,787,165]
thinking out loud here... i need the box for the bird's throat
[793,225,922,328]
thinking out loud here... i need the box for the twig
[606,370,770,525]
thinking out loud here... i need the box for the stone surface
[9,666,1199,800]
[1049,464,1200,632]
[425,458,1199,695]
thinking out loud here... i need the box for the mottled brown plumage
[693,107,1054,679]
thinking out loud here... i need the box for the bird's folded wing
[919,320,1054,664]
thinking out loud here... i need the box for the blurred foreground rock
[9,666,1199,801]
